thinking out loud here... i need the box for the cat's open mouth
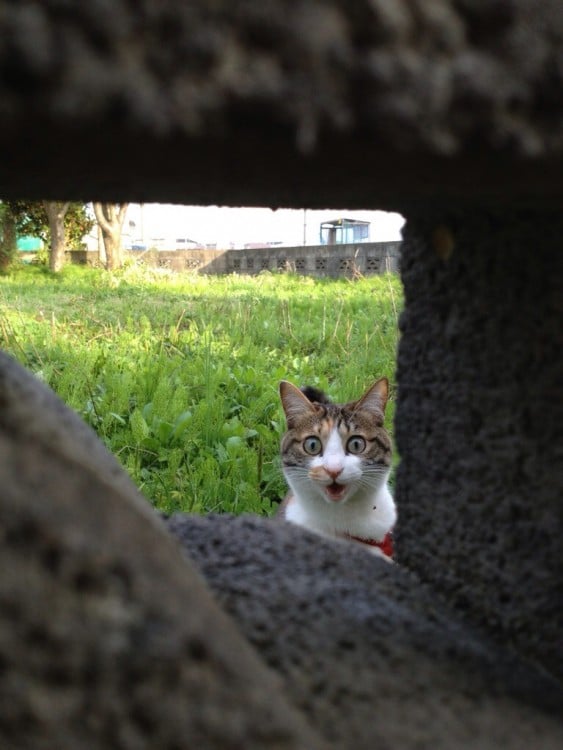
[325,481,347,502]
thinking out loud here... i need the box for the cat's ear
[279,381,316,426]
[354,377,388,421]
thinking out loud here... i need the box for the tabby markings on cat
[278,379,396,560]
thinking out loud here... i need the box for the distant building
[320,218,370,245]
[243,241,283,249]
[175,237,204,249]
[17,235,43,252]
[16,235,43,261]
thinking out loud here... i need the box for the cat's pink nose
[326,468,342,480]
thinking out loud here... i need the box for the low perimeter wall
[71,241,402,277]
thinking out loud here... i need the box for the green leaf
[172,410,192,439]
[156,420,173,445]
[130,409,150,442]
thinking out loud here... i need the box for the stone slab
[0,351,325,750]
[166,512,563,750]
[0,1,561,206]
[395,209,563,681]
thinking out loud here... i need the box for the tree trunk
[44,201,70,272]
[93,203,129,270]
[104,234,121,270]
[97,223,106,267]
[0,204,17,270]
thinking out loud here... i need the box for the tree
[43,201,70,272]
[6,200,94,271]
[93,203,129,270]
[0,202,17,270]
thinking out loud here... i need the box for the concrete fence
[71,241,401,277]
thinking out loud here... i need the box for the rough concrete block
[167,512,563,750]
[0,351,325,750]
[395,209,563,680]
[0,1,561,205]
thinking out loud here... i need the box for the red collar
[344,531,394,559]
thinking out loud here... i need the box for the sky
[121,204,405,249]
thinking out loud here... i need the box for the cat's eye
[303,436,322,455]
[347,436,366,454]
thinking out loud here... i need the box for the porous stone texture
[0,352,325,750]
[395,210,563,681]
[0,0,561,206]
[0,0,562,747]
[166,512,563,750]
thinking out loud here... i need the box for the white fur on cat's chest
[282,478,396,559]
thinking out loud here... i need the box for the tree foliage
[7,201,94,251]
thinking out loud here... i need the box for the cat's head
[279,379,391,506]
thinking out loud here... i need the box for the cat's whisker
[355,479,385,493]
[358,474,388,485]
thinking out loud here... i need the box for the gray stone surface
[0,351,325,750]
[0,0,561,206]
[395,210,563,682]
[0,1,561,747]
[166,512,563,750]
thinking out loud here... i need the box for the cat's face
[279,379,391,506]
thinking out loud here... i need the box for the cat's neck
[284,471,396,545]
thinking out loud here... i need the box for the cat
[278,378,396,560]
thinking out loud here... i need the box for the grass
[0,263,402,515]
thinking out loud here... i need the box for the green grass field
[0,263,402,515]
